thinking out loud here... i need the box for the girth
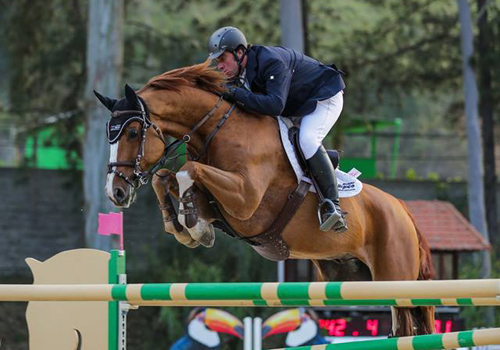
[208,180,310,261]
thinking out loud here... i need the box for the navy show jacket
[232,45,345,117]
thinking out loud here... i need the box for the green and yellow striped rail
[269,328,500,350]
[0,280,498,305]
[133,297,500,307]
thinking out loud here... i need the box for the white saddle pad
[278,117,363,198]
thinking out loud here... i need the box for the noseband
[107,95,235,189]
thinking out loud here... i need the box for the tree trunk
[280,0,305,53]
[477,0,498,249]
[457,0,493,326]
[84,0,124,249]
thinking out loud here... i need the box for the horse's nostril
[114,188,127,203]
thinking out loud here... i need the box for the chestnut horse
[95,60,435,337]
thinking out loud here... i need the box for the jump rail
[0,280,499,303]
[269,328,500,350]
[8,249,499,350]
[132,297,500,307]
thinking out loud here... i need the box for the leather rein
[107,95,236,188]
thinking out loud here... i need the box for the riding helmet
[207,26,247,59]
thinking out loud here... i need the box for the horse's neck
[145,89,223,150]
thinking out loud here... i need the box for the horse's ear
[93,91,117,111]
[124,84,140,107]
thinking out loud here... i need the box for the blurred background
[0,0,498,349]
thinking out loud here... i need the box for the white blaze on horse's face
[106,142,119,203]
[106,142,136,208]
[106,142,120,205]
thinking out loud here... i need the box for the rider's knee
[299,135,321,159]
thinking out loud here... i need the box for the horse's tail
[398,199,436,335]
[398,199,435,280]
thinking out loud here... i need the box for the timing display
[318,316,463,337]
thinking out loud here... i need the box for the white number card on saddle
[278,117,363,198]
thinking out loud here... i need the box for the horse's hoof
[172,230,200,248]
[184,240,200,248]
[199,232,215,248]
[190,221,215,248]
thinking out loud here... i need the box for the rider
[207,26,347,233]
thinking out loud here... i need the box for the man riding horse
[207,26,347,233]
[95,26,436,336]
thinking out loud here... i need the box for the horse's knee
[177,162,199,186]
[176,169,196,197]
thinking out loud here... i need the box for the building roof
[405,200,490,252]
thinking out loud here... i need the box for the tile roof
[405,200,490,252]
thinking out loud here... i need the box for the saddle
[287,125,340,173]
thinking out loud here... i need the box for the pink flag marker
[98,212,124,250]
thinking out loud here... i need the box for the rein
[108,95,235,188]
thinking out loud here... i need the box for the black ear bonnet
[106,96,151,144]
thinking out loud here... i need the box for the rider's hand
[222,86,238,102]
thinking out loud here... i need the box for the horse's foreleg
[177,161,266,220]
[152,169,200,248]
[178,183,217,248]
[176,161,267,246]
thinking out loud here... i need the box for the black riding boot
[307,146,347,233]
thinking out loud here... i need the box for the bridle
[107,95,236,189]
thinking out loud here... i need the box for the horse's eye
[128,129,139,140]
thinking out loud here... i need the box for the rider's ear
[93,91,117,111]
[124,84,140,108]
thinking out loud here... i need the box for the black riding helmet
[208,27,248,79]
[207,26,248,59]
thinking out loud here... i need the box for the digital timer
[318,316,462,337]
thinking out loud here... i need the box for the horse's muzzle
[110,186,136,208]
[113,187,128,205]
[106,173,136,208]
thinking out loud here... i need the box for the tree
[84,0,124,249]
[477,0,498,247]
[1,0,87,167]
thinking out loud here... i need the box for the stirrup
[317,199,345,232]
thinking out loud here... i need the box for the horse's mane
[138,59,227,95]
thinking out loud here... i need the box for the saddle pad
[278,116,363,198]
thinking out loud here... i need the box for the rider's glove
[222,86,238,103]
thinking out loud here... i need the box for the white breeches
[298,91,343,159]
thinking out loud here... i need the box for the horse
[95,59,435,337]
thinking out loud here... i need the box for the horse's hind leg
[312,258,372,282]
[369,217,435,336]
[391,306,435,337]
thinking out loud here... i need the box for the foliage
[0,0,87,167]
[458,252,500,328]
[405,168,420,180]
[2,0,499,177]
[122,0,281,84]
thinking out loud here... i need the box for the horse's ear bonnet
[96,85,151,144]
[94,91,117,111]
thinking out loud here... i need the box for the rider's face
[216,51,240,80]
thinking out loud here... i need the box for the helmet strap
[232,47,248,78]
